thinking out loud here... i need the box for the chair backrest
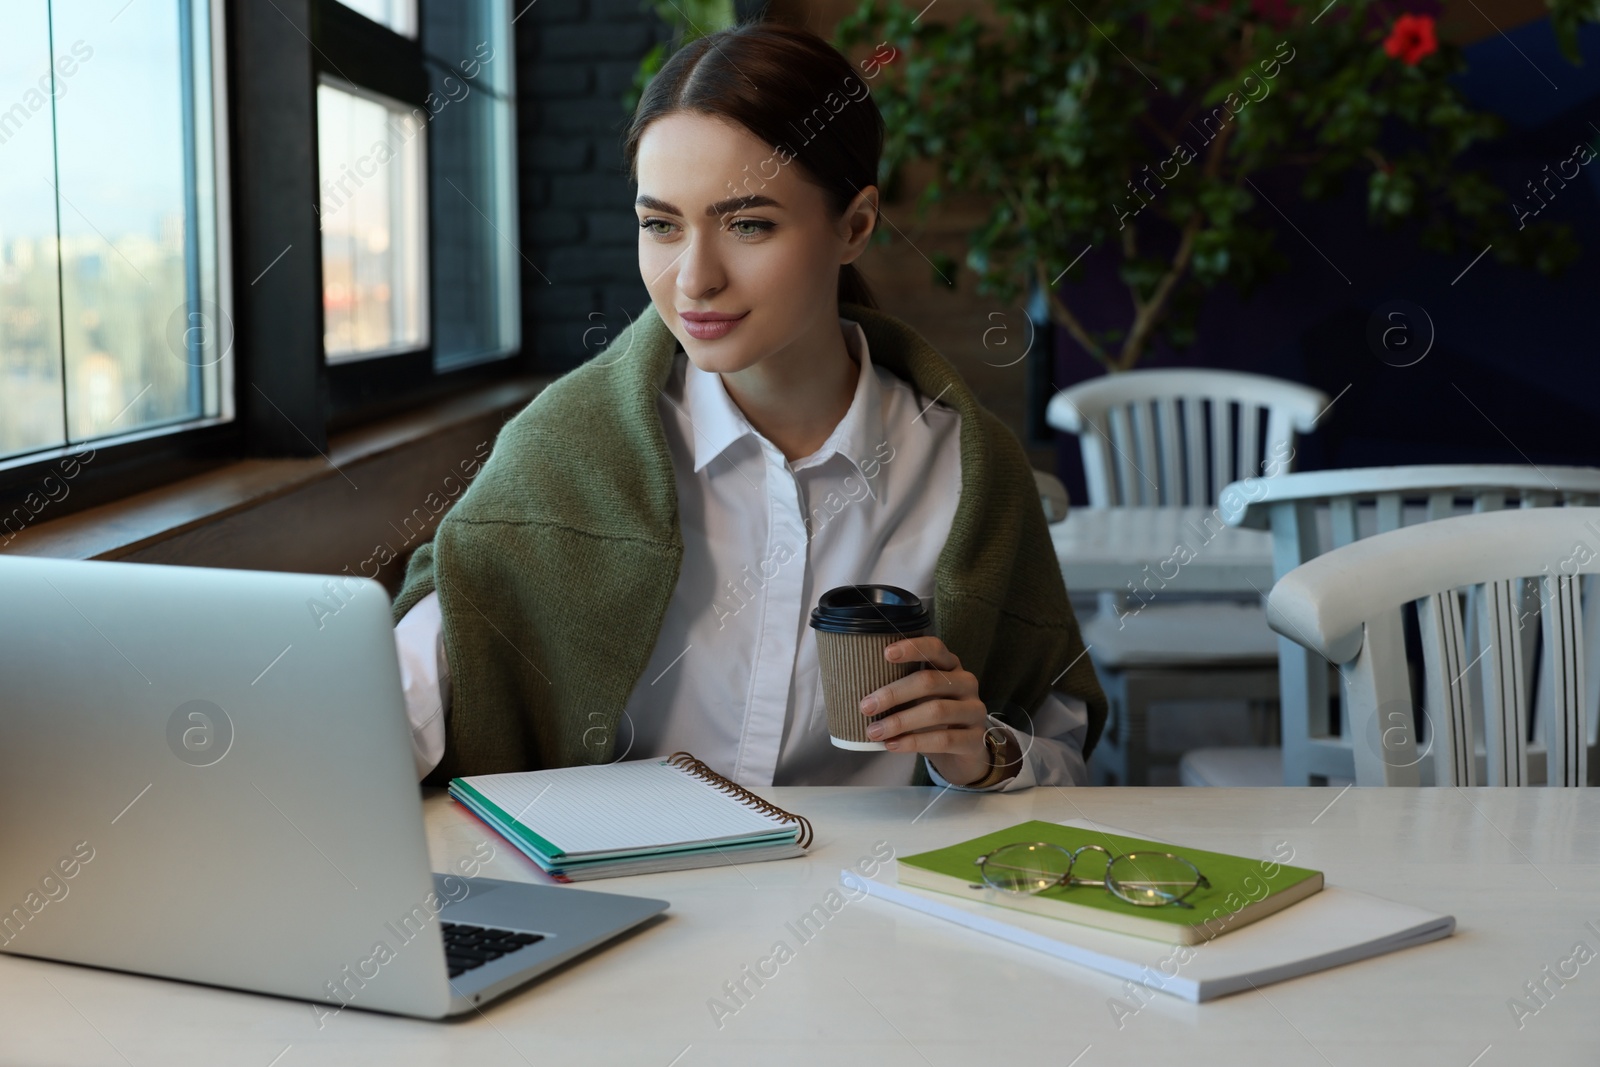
[1221,465,1600,579]
[1267,507,1600,787]
[1045,369,1328,508]
[1033,468,1070,523]
[1226,465,1600,741]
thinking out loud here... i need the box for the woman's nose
[674,232,727,298]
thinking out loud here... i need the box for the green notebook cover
[897,820,1322,944]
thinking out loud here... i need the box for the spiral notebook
[447,752,814,882]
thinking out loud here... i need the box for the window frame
[0,0,528,529]
[314,0,523,426]
[0,0,239,521]
[315,70,434,366]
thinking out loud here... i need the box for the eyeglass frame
[970,841,1211,909]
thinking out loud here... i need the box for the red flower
[1384,14,1438,65]
[877,44,900,66]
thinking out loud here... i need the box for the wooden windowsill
[2,376,553,562]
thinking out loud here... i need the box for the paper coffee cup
[809,585,931,750]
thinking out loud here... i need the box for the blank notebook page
[458,758,794,855]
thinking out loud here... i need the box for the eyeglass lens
[979,842,1073,892]
[978,843,1203,907]
[1107,853,1203,905]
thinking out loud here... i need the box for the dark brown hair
[623,21,884,310]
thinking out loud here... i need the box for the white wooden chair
[1045,369,1329,508]
[1033,469,1070,524]
[1265,507,1600,786]
[1045,369,1329,784]
[1180,466,1600,787]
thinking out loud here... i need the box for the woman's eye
[731,219,774,240]
[637,218,772,240]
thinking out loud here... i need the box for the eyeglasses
[971,842,1210,909]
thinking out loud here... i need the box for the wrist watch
[967,725,1012,789]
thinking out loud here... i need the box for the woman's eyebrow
[635,194,785,217]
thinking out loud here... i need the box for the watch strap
[966,725,1012,789]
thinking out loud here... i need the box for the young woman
[392,22,1106,791]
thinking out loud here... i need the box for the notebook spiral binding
[666,751,814,850]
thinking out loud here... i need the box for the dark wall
[1052,17,1600,505]
[510,6,1597,500]
[514,0,669,373]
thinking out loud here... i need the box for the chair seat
[1082,601,1280,669]
[1179,746,1354,788]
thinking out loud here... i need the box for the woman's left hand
[858,635,1018,787]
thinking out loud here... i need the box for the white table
[1052,507,1275,595]
[5,786,1598,1065]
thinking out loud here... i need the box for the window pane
[318,79,430,363]
[1,0,227,464]
[0,5,66,458]
[424,0,518,371]
[336,0,417,38]
[423,0,510,96]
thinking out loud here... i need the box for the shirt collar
[683,318,886,495]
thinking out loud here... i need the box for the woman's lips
[680,311,747,340]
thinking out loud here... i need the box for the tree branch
[1201,115,1236,181]
[1115,117,1236,370]
[1035,258,1116,373]
[1117,215,1200,370]
[1122,223,1144,315]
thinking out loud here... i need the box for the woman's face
[634,111,876,375]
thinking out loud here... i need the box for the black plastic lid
[808,584,931,635]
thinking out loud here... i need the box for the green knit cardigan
[392,301,1106,787]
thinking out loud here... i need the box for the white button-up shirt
[395,318,1089,788]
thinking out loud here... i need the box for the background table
[4,786,1598,1065]
[1052,506,1275,595]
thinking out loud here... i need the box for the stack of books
[851,819,1455,1002]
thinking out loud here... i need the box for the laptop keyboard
[441,922,545,980]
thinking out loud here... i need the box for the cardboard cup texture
[814,628,927,749]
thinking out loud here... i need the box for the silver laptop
[0,555,667,1021]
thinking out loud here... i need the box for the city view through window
[318,78,429,363]
[0,0,225,464]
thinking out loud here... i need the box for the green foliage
[833,0,1589,371]
[624,0,739,113]
[1550,0,1600,62]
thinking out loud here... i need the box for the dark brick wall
[515,0,671,372]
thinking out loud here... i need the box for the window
[0,0,524,529]
[0,0,228,466]
[339,0,418,38]
[423,1,519,371]
[317,0,520,401]
[317,78,429,362]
